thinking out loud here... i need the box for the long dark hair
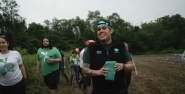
[41,37,53,49]
[0,36,13,52]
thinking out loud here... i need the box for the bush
[160,47,182,54]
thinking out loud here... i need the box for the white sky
[16,0,185,26]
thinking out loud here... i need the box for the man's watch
[123,64,126,69]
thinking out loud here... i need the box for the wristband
[123,63,126,69]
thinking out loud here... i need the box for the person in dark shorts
[57,51,69,84]
[36,37,61,94]
[78,40,95,90]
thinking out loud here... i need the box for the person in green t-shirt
[69,50,80,85]
[36,37,61,94]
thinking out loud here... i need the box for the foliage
[1,0,185,54]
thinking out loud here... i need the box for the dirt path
[57,55,185,94]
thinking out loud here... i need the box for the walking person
[57,50,69,84]
[82,20,134,94]
[78,40,95,90]
[76,48,82,80]
[0,36,26,94]
[36,37,61,94]
[124,42,138,91]
[69,51,80,85]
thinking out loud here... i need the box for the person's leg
[57,67,61,84]
[13,78,26,94]
[78,66,80,80]
[61,66,69,83]
[70,66,75,85]
[79,67,83,79]
[43,75,49,88]
[83,76,91,90]
[0,85,13,94]
[78,69,84,89]
[74,66,79,83]
[48,70,59,94]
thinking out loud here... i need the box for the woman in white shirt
[0,37,26,94]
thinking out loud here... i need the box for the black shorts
[43,70,59,90]
[0,78,26,94]
[83,76,91,86]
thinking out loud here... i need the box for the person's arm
[132,59,137,72]
[37,59,40,72]
[82,47,108,76]
[48,49,61,63]
[77,56,80,61]
[17,51,27,79]
[123,61,134,71]
[19,64,26,79]
[115,47,134,72]
[36,49,41,76]
[70,56,73,62]
[132,59,138,76]
[52,58,61,62]
[63,57,65,66]
[82,63,108,76]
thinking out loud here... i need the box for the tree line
[1,0,185,54]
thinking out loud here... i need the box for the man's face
[43,38,49,48]
[97,26,113,42]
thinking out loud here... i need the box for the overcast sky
[16,0,185,26]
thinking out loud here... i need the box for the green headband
[97,24,111,29]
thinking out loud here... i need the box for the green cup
[105,61,116,81]
[0,67,8,74]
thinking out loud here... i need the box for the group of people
[0,19,138,94]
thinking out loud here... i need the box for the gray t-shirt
[0,50,23,86]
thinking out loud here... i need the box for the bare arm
[37,60,40,71]
[70,57,73,62]
[132,60,137,71]
[53,58,61,62]
[123,61,134,71]
[19,64,27,79]
[63,57,65,66]
[36,60,41,76]
[82,63,101,76]
[82,63,108,76]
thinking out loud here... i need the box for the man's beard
[44,45,49,48]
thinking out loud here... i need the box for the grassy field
[18,49,185,94]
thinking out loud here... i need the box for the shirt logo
[114,48,119,53]
[96,51,102,54]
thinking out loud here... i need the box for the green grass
[14,48,184,94]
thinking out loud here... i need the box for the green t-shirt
[83,42,131,64]
[36,47,61,76]
[70,56,79,66]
